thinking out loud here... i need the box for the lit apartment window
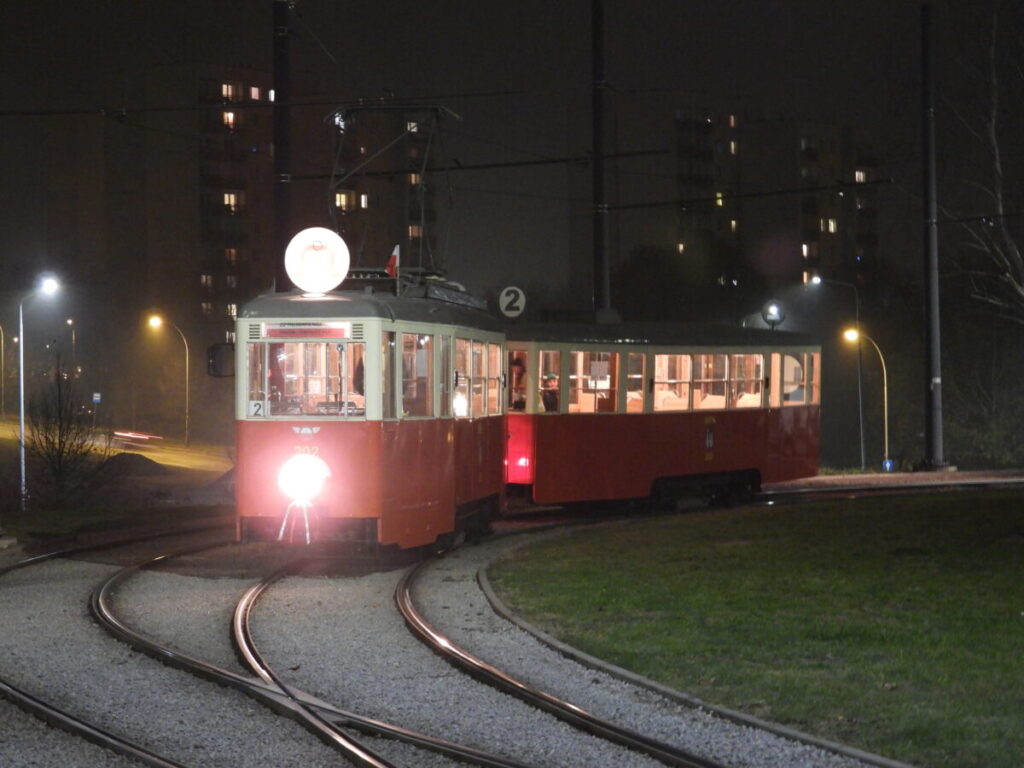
[802,271,812,284]
[409,173,421,185]
[729,140,738,155]
[225,275,238,289]
[406,121,419,133]
[225,248,239,265]
[200,274,214,289]
[801,243,809,258]
[408,224,423,238]
[728,114,737,128]
[677,242,686,254]
[828,218,838,233]
[360,193,369,209]
[715,192,724,207]
[249,86,260,100]
[855,169,867,183]
[730,219,738,233]
[200,301,213,315]
[359,145,367,155]
[222,111,236,129]
[335,191,353,210]
[221,83,236,100]
[268,89,275,102]
[224,191,244,212]
[226,303,238,319]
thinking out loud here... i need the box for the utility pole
[592,0,614,321]
[922,3,946,467]
[274,0,293,288]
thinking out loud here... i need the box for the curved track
[0,527,226,768]
[96,550,541,768]
[395,558,726,768]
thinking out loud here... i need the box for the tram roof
[505,321,819,348]
[239,284,505,332]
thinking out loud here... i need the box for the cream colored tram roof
[506,321,818,348]
[240,287,505,333]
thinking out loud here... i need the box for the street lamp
[19,275,61,514]
[148,315,190,447]
[843,328,891,471]
[66,318,76,374]
[0,323,5,417]
[810,275,866,471]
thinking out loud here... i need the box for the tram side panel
[523,406,818,505]
[453,416,506,509]
[378,420,456,548]
[765,404,820,482]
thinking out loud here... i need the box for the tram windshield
[247,341,366,417]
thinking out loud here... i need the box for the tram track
[0,524,229,768]
[96,549,545,768]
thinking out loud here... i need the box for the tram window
[401,333,433,417]
[569,350,618,413]
[439,336,452,417]
[453,338,470,417]
[626,353,645,412]
[729,354,764,408]
[471,342,485,416]
[693,353,728,410]
[508,349,529,411]
[782,353,807,404]
[808,352,821,404]
[538,350,561,413]
[262,342,366,417]
[247,344,266,416]
[487,344,502,415]
[382,333,396,418]
[654,353,691,411]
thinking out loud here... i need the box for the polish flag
[385,245,400,278]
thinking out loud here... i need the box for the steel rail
[0,527,230,768]
[395,558,726,768]
[92,550,539,768]
[233,560,541,768]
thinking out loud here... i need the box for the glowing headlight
[278,454,331,502]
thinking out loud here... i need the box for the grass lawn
[487,491,1024,768]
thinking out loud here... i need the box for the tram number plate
[249,401,265,417]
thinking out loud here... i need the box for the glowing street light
[843,328,891,471]
[148,315,190,447]
[18,275,61,514]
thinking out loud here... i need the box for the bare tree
[26,359,114,510]
[949,3,1024,321]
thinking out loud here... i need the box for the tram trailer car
[504,323,820,506]
[233,281,506,549]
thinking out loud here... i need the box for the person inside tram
[509,356,527,411]
[541,372,559,412]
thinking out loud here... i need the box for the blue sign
[92,392,101,404]
[882,458,895,472]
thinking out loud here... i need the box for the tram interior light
[278,453,331,502]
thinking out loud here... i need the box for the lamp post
[66,318,76,375]
[0,323,5,417]
[843,328,890,471]
[19,276,61,514]
[811,276,866,471]
[148,315,190,447]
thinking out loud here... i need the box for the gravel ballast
[1,532,906,768]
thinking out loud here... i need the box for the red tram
[227,230,819,549]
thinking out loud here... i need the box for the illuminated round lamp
[278,453,332,503]
[284,227,350,296]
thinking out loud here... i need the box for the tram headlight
[278,454,332,503]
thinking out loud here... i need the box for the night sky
[0,0,932,297]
